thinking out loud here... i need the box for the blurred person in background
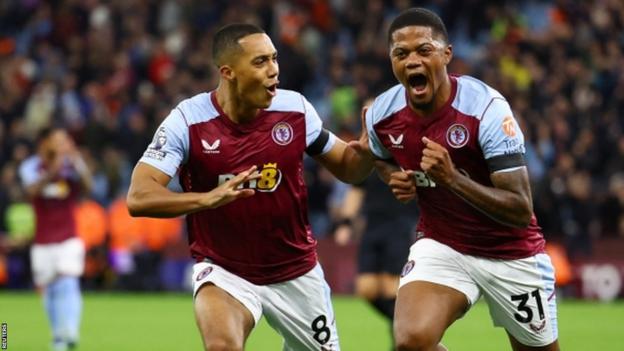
[18,127,93,351]
[126,24,373,351]
[366,8,559,350]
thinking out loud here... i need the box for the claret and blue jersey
[139,89,336,285]
[367,75,545,259]
[19,157,81,244]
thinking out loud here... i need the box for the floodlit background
[1,0,623,350]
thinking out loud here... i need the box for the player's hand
[347,105,370,155]
[206,165,261,209]
[388,169,417,203]
[333,224,353,246]
[420,137,457,187]
[66,143,90,175]
[47,152,65,176]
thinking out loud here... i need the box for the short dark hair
[36,126,61,145]
[212,23,265,66]
[387,8,448,45]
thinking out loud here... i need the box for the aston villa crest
[446,124,469,148]
[272,122,293,146]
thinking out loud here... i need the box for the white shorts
[399,238,558,347]
[192,261,340,351]
[31,237,85,287]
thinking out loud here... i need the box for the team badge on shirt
[271,122,293,146]
[446,124,469,148]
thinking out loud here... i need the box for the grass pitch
[0,292,621,350]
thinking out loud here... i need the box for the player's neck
[410,75,452,117]
[215,85,259,124]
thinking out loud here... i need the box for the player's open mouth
[407,73,428,95]
[266,83,278,97]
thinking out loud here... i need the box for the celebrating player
[127,23,373,351]
[20,127,92,351]
[365,8,560,351]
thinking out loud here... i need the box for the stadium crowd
[0,0,623,290]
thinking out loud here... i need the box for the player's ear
[443,44,453,65]
[219,65,235,81]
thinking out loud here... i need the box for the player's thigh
[472,253,559,348]
[192,262,259,349]
[262,263,340,351]
[395,281,469,346]
[194,284,254,350]
[355,273,381,300]
[396,239,477,344]
[57,237,85,277]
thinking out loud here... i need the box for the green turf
[0,292,621,350]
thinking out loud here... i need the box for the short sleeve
[139,109,189,177]
[19,157,41,187]
[303,97,336,155]
[478,98,526,172]
[365,105,392,160]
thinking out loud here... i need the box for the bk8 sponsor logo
[218,163,282,192]
[413,170,436,187]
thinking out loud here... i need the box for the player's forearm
[127,183,212,218]
[448,173,532,228]
[334,146,374,184]
[74,157,93,194]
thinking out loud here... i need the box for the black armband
[486,153,526,173]
[305,129,330,156]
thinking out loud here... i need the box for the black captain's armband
[306,128,330,156]
[486,153,526,173]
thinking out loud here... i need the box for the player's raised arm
[314,106,375,184]
[299,99,373,184]
[127,163,259,218]
[314,141,374,185]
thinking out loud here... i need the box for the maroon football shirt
[140,89,336,284]
[367,75,545,259]
[19,157,80,244]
